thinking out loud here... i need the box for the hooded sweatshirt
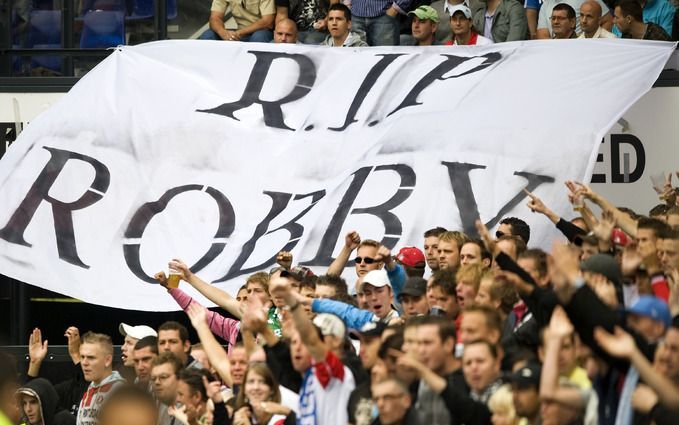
[17,378,76,425]
[75,371,125,425]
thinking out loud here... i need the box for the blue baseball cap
[627,296,671,328]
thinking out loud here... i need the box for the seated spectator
[611,0,676,37]
[614,0,672,40]
[403,5,441,46]
[525,0,542,38]
[275,0,333,44]
[578,0,616,39]
[472,0,529,42]
[16,378,76,425]
[321,3,369,46]
[537,0,611,38]
[201,0,275,42]
[556,5,580,40]
[446,4,494,44]
[273,18,299,43]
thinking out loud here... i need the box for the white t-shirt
[297,351,356,425]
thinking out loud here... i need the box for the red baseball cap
[611,228,629,247]
[396,246,426,268]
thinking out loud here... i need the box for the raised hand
[64,326,81,363]
[632,384,659,414]
[524,189,548,214]
[233,406,252,425]
[276,251,293,270]
[475,219,498,256]
[344,231,361,251]
[587,273,618,308]
[28,328,48,363]
[374,245,393,266]
[593,326,636,360]
[168,404,189,425]
[154,271,169,288]
[545,306,574,340]
[169,258,193,282]
[493,270,534,295]
[621,242,643,276]
[186,303,208,330]
[592,210,616,243]
[242,296,268,333]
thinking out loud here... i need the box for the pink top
[169,288,240,352]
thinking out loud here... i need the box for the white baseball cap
[445,3,472,19]
[119,323,157,340]
[313,314,346,339]
[357,269,391,292]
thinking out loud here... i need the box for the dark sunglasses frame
[354,256,376,264]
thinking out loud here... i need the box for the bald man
[273,18,298,43]
[578,1,616,38]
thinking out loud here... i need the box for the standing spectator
[233,363,294,424]
[157,322,202,370]
[119,323,157,369]
[269,273,356,425]
[579,0,616,37]
[403,5,441,45]
[131,337,158,390]
[462,340,504,403]
[76,332,126,425]
[201,0,275,42]
[550,3,578,38]
[472,0,528,42]
[273,18,299,43]
[497,217,531,245]
[321,3,367,47]
[150,353,182,425]
[614,1,672,43]
[97,385,158,425]
[437,230,470,270]
[16,378,75,425]
[537,0,611,37]
[275,0,337,43]
[398,277,430,318]
[508,364,541,425]
[446,3,494,44]
[349,0,412,45]
[371,378,414,425]
[395,247,427,278]
[423,227,447,275]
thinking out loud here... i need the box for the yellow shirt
[565,366,592,389]
[210,0,275,30]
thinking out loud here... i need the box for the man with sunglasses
[328,232,406,301]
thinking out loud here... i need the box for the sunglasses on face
[495,231,506,238]
[354,256,376,264]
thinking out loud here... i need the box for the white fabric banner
[0,40,673,311]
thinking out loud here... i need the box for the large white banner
[0,40,673,311]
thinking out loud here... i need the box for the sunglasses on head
[354,256,376,264]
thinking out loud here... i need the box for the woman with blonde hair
[488,384,519,425]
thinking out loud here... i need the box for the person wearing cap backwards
[446,4,493,45]
[406,5,440,46]
[308,269,400,331]
[395,247,427,278]
[119,323,157,369]
[268,273,356,425]
[16,378,75,425]
[398,277,430,317]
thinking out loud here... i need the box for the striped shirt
[350,0,413,18]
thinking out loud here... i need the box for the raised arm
[540,307,587,409]
[186,304,233,388]
[270,275,326,362]
[569,181,638,236]
[594,326,679,410]
[27,328,48,379]
[327,231,361,276]
[167,258,242,319]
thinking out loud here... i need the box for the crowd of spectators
[203,0,677,45]
[2,171,679,425]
